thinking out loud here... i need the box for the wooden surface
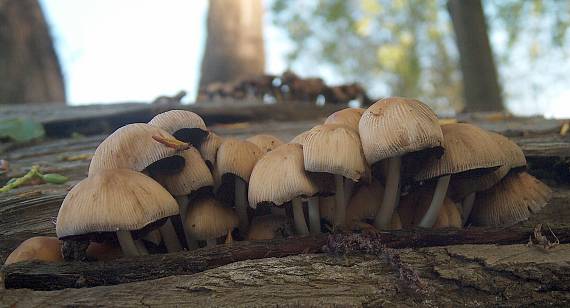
[1,102,570,306]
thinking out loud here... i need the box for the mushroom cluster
[5,97,553,264]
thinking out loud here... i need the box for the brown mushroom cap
[449,132,527,201]
[216,138,263,183]
[56,169,179,238]
[246,215,290,240]
[4,236,63,265]
[359,97,444,165]
[246,134,284,153]
[303,124,367,181]
[289,130,310,145]
[470,172,551,226]
[184,197,238,240]
[148,110,208,145]
[415,123,505,182]
[89,123,179,176]
[199,132,224,170]
[398,189,462,228]
[248,143,318,208]
[345,179,385,224]
[151,147,214,196]
[324,107,365,132]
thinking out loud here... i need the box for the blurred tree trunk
[0,0,65,104]
[448,0,503,112]
[199,0,265,88]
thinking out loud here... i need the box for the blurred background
[1,0,569,118]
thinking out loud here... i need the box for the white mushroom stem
[374,156,401,229]
[206,239,217,247]
[159,219,183,253]
[176,195,198,250]
[116,230,140,257]
[135,239,149,255]
[307,196,321,234]
[333,175,346,227]
[461,192,476,225]
[235,177,249,233]
[292,197,309,235]
[419,175,452,228]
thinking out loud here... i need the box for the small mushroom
[56,169,179,258]
[470,172,551,226]
[247,215,292,240]
[246,134,284,153]
[215,138,264,234]
[248,144,318,235]
[302,124,367,228]
[198,132,224,172]
[359,97,444,229]
[184,196,238,247]
[414,123,505,228]
[398,188,462,229]
[148,110,209,147]
[324,107,365,132]
[4,236,63,265]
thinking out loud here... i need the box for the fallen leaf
[0,118,45,142]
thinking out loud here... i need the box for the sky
[40,0,570,118]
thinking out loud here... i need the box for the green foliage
[0,118,45,142]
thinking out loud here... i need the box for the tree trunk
[448,0,503,112]
[0,0,65,104]
[199,0,265,88]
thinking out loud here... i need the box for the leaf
[0,118,45,142]
[40,173,69,185]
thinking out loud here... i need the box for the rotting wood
[3,225,569,291]
[1,244,570,306]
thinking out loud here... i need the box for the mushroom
[248,144,318,235]
[246,134,284,153]
[88,123,187,176]
[450,131,527,223]
[414,123,504,228]
[150,147,214,250]
[469,172,551,226]
[56,169,179,258]
[184,196,238,247]
[344,179,401,230]
[215,138,263,234]
[398,188,462,229]
[198,132,224,173]
[246,215,292,241]
[359,97,444,229]
[302,124,367,228]
[148,110,209,147]
[324,107,365,132]
[4,236,63,265]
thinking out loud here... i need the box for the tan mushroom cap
[4,236,63,265]
[470,172,551,226]
[398,189,462,228]
[184,197,238,240]
[148,110,207,137]
[199,132,224,169]
[324,107,365,132]
[449,132,527,200]
[216,138,263,183]
[290,130,310,145]
[359,97,444,165]
[89,123,179,176]
[246,134,284,153]
[152,147,214,196]
[249,143,318,208]
[303,124,367,181]
[246,215,290,241]
[345,179,385,224]
[56,169,179,238]
[415,123,505,182]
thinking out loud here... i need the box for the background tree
[199,0,265,88]
[271,0,570,113]
[0,0,65,104]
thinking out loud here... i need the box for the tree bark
[448,0,503,112]
[199,0,265,88]
[0,0,65,104]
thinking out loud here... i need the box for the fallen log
[3,225,569,291]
